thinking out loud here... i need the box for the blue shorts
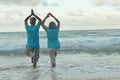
[25,47,40,63]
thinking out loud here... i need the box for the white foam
[0,53,120,80]
[0,30,120,50]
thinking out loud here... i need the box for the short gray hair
[49,21,56,29]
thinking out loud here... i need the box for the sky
[0,0,120,32]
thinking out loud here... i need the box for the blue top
[45,27,60,49]
[25,22,41,48]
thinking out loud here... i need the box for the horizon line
[0,28,120,33]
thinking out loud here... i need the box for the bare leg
[52,51,57,67]
[31,57,33,63]
[49,50,57,68]
[55,51,57,57]
[31,57,37,68]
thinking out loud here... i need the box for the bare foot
[52,63,56,68]
[33,62,36,68]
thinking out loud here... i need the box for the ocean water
[0,29,120,80]
[0,29,120,55]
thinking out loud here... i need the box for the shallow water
[1,29,120,80]
[0,53,120,80]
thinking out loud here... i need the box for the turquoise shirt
[25,22,40,48]
[45,27,60,49]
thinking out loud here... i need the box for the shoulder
[37,22,41,26]
[45,27,52,33]
[25,23,29,28]
[35,22,41,28]
[45,27,49,31]
[38,22,41,25]
[56,27,60,31]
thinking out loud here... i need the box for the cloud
[0,0,58,6]
[0,0,40,6]
[86,15,120,26]
[0,10,24,27]
[41,0,48,6]
[112,0,120,6]
[115,7,120,10]
[92,0,120,6]
[41,0,58,6]
[2,10,24,16]
[68,10,84,17]
[0,10,25,32]
[63,14,120,27]
[51,3,58,6]
[92,0,104,6]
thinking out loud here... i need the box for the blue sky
[0,0,120,32]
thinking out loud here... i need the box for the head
[49,21,56,29]
[30,17,36,26]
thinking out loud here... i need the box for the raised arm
[42,13,49,30]
[49,13,60,28]
[24,13,32,24]
[32,9,42,24]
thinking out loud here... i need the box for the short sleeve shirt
[25,22,41,48]
[45,27,60,49]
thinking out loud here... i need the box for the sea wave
[0,30,120,53]
[0,46,120,56]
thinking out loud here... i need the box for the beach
[0,53,120,80]
[0,29,120,80]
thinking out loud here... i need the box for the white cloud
[64,14,120,27]
[0,9,25,32]
[92,0,104,6]
[0,0,40,6]
[51,3,58,6]
[0,0,58,6]
[0,10,24,27]
[111,0,120,6]
[41,0,48,6]
[115,7,120,10]
[92,0,120,6]
[67,10,84,17]
[41,0,58,6]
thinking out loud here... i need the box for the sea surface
[0,29,120,80]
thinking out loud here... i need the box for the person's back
[25,22,40,48]
[45,27,60,49]
[24,9,42,68]
[42,13,60,68]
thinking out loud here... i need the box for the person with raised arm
[24,9,42,68]
[42,13,61,68]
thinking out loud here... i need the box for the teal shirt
[45,27,60,49]
[25,22,40,48]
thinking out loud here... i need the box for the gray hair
[49,21,56,29]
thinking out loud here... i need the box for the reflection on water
[25,68,40,80]
[24,67,58,80]
[50,69,57,80]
